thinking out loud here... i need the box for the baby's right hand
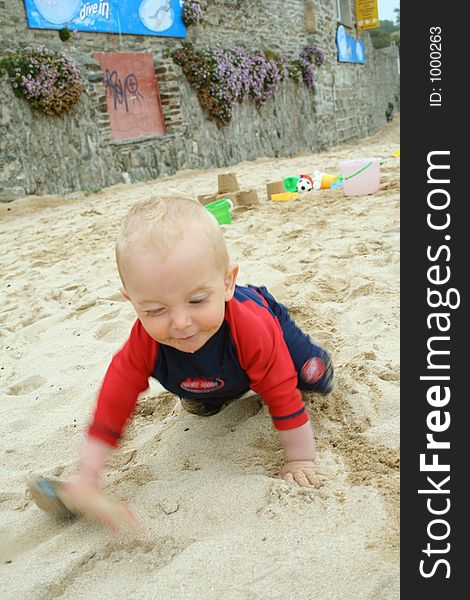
[280,460,325,489]
[61,478,144,535]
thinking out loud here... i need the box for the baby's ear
[120,287,131,301]
[224,263,239,301]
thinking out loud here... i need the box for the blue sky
[377,0,400,23]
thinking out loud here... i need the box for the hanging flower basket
[182,1,203,27]
[0,44,83,116]
[172,43,325,127]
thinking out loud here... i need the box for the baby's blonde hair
[116,195,229,282]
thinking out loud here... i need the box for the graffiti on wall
[94,53,166,140]
[24,0,186,37]
[103,70,144,113]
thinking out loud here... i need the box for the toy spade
[28,477,77,520]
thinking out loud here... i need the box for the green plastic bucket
[283,176,300,193]
[205,198,233,225]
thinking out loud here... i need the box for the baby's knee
[299,352,334,394]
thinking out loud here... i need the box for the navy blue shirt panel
[152,285,280,401]
[153,320,251,400]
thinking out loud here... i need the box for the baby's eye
[190,297,207,305]
[146,308,166,317]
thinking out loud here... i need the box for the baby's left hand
[60,479,145,535]
[280,460,324,489]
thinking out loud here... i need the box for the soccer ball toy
[296,175,313,192]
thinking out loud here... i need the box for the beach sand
[0,117,399,599]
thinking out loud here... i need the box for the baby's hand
[61,478,145,535]
[280,460,324,489]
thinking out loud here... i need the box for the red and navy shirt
[89,285,308,446]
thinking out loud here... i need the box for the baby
[59,195,333,529]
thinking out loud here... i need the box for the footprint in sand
[222,394,263,424]
[30,260,50,268]
[96,309,121,322]
[20,309,51,328]
[94,321,128,342]
[7,375,46,396]
[10,418,32,432]
[136,392,178,420]
[270,263,288,273]
[309,274,349,301]
[376,365,400,382]
[103,291,126,302]
[347,281,375,299]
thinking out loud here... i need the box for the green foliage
[394,7,400,26]
[369,17,400,50]
[378,19,397,34]
[58,27,72,42]
[369,14,400,49]
[287,59,303,82]
[263,49,283,70]
[369,29,392,49]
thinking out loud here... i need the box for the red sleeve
[226,298,309,431]
[88,319,158,446]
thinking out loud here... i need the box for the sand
[0,117,400,599]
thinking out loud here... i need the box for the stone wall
[0,1,399,201]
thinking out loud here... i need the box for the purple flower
[172,41,324,126]
[297,45,325,88]
[182,1,203,26]
[1,44,83,114]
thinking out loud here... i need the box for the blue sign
[336,25,365,64]
[24,0,187,37]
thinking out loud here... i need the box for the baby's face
[121,236,237,353]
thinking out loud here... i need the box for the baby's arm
[62,438,114,518]
[60,321,156,530]
[277,420,323,488]
[226,295,325,488]
[60,437,142,533]
[72,436,113,487]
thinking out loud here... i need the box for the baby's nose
[170,310,191,330]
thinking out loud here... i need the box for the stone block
[218,173,239,194]
[237,189,260,207]
[266,181,286,201]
